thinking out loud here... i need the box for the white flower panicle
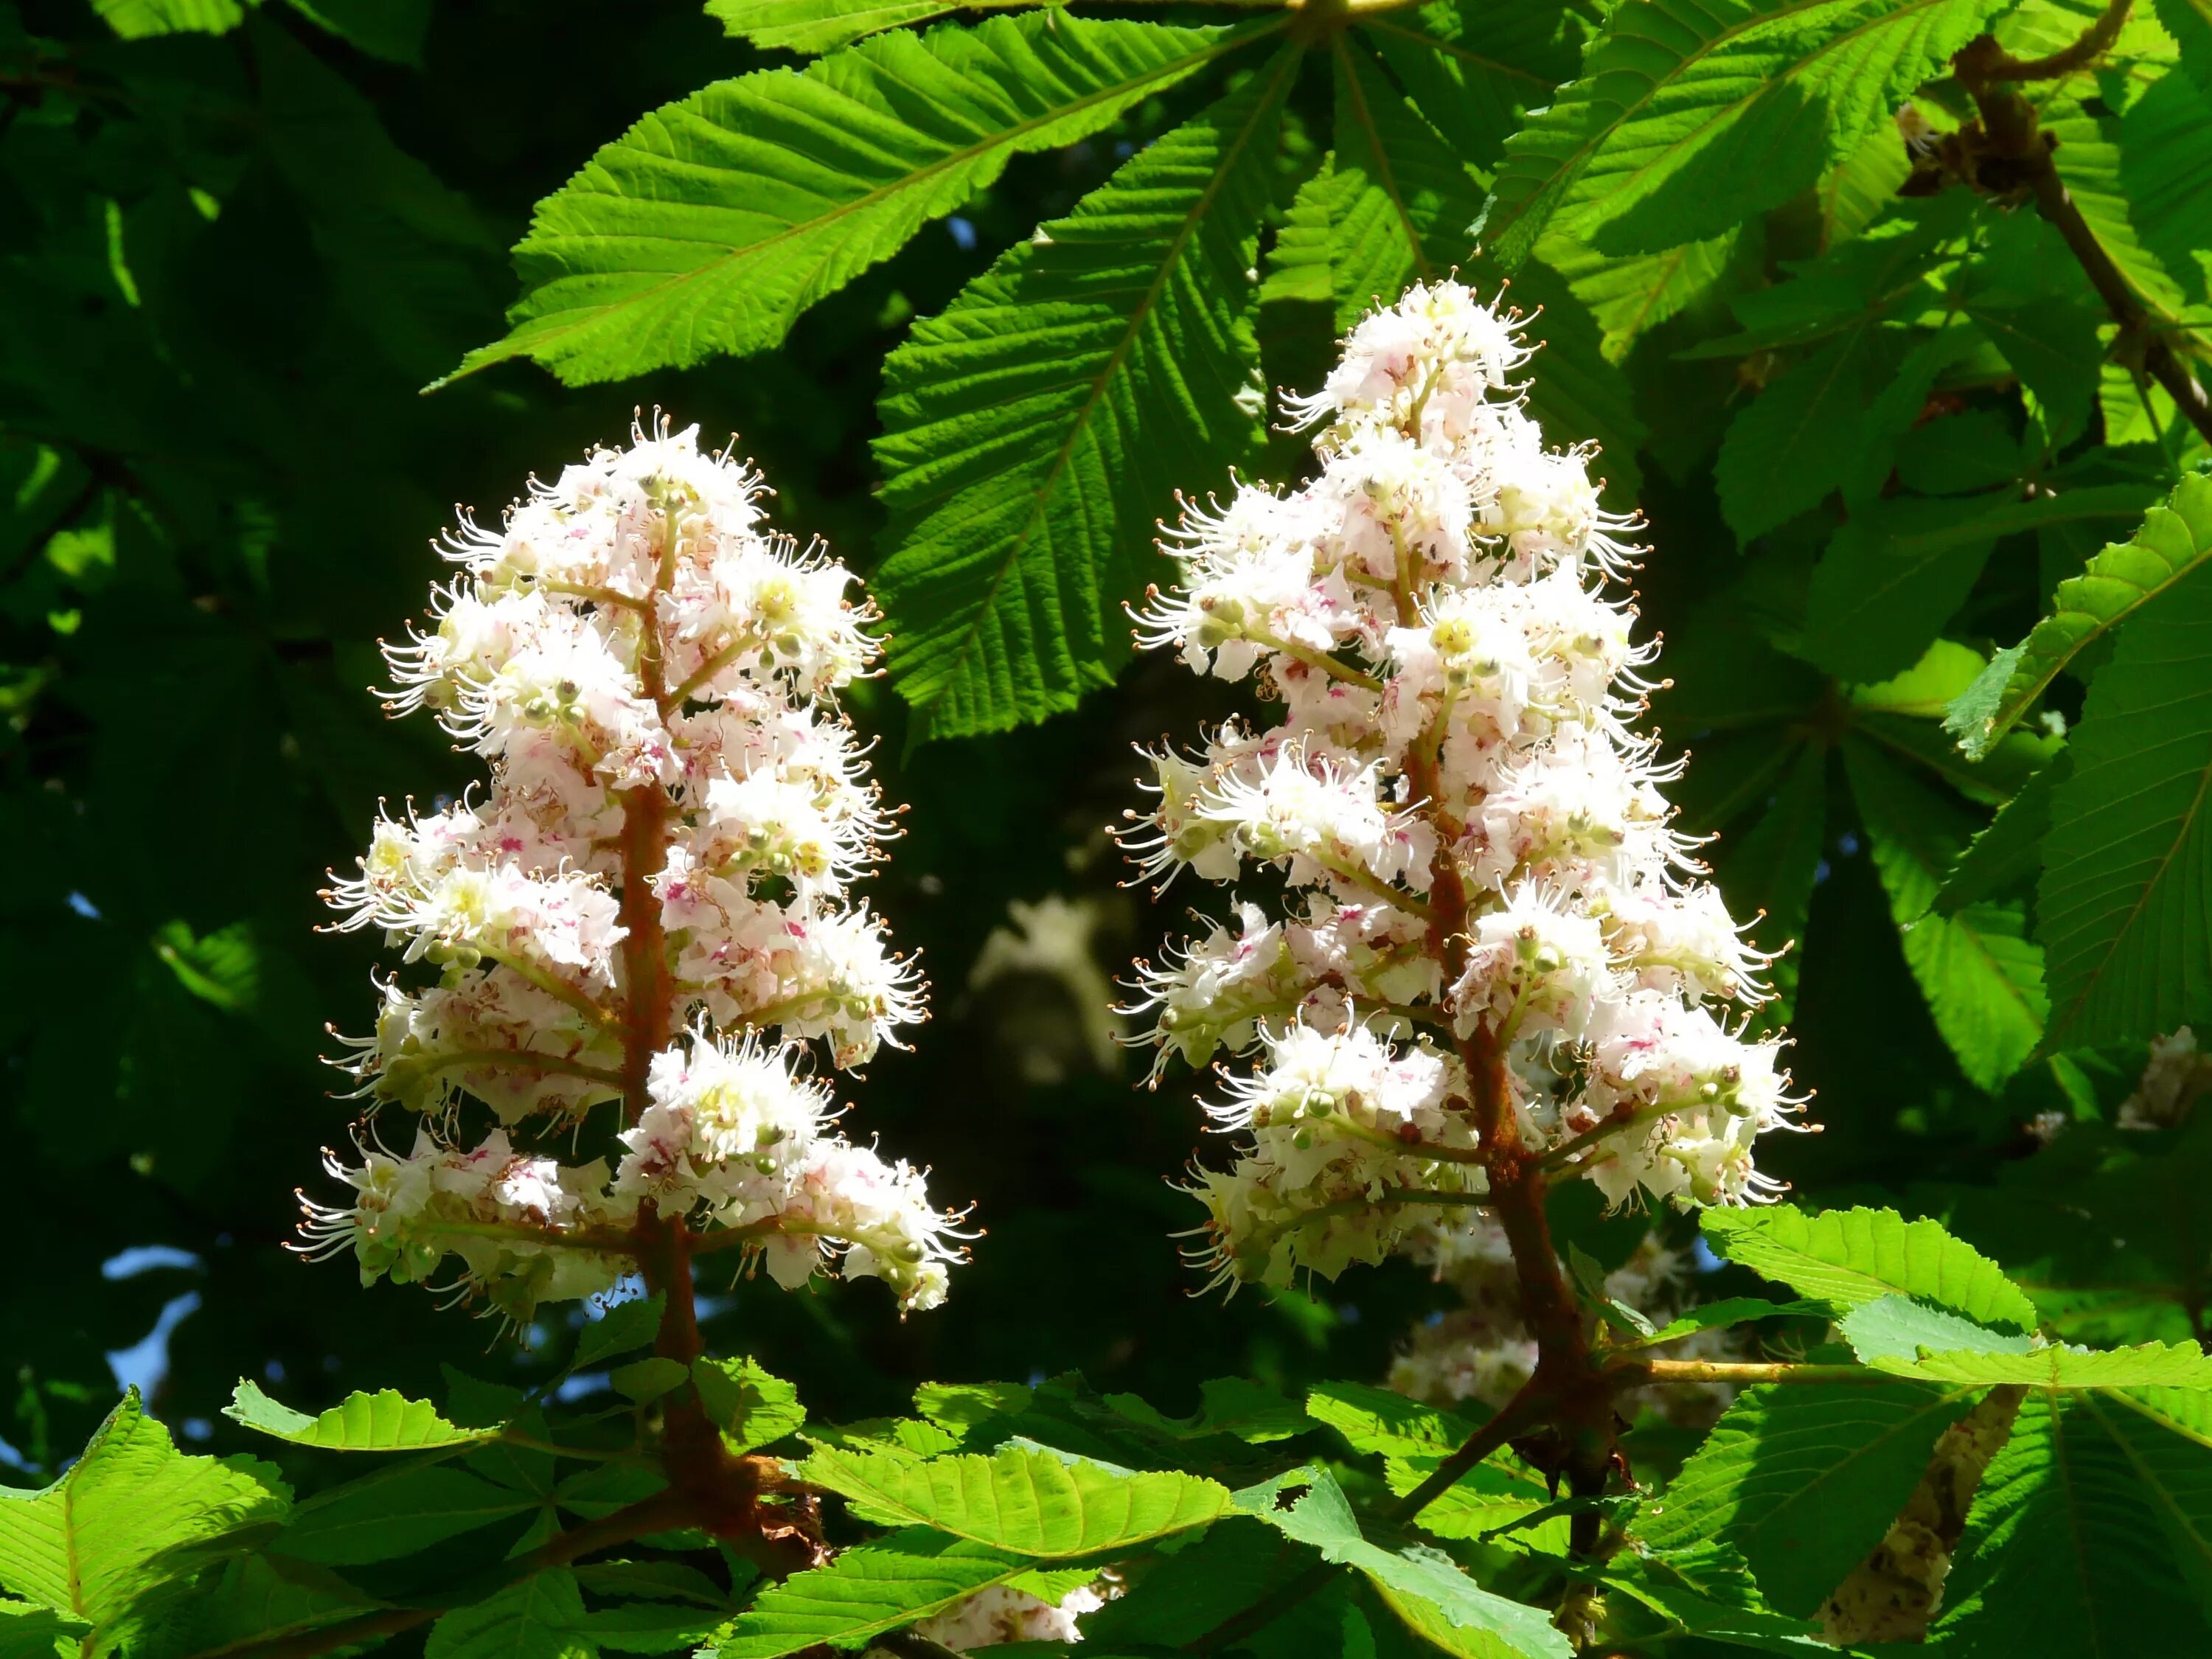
[1119,283,1803,1293]
[305,421,965,1323]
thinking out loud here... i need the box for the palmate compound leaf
[1948,473,2212,760]
[1479,0,2012,268]
[1233,1467,1571,1658]
[873,52,1294,740]
[1635,1380,1981,1618]
[1700,1205,2039,1332]
[226,1380,495,1451]
[1934,1390,2212,1654]
[796,1441,1232,1554]
[710,1531,1034,1658]
[0,1392,288,1640]
[2038,554,2212,1047]
[1842,737,2049,1093]
[448,13,1277,386]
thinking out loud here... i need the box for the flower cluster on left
[304,421,967,1324]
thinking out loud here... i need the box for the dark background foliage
[0,0,2191,1487]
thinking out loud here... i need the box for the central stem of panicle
[1120,282,1806,1294]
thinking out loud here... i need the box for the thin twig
[1953,21,2212,449]
[1969,0,2130,81]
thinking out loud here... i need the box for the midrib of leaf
[1489,0,1963,251]
[63,1476,85,1621]
[2081,1392,2212,1584]
[1354,15,1554,91]
[1761,315,1876,490]
[1333,35,1430,279]
[2110,1388,2212,1455]
[916,45,1298,722]
[2047,1398,2117,1659]
[2000,553,2212,743]
[457,19,1284,377]
[1598,0,1964,207]
[1614,243,1701,341]
[2045,730,2212,1043]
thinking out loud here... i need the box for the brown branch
[1953,26,2212,450]
[1967,0,2129,81]
[1385,1374,1559,1523]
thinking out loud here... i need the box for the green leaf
[1481,0,2008,265]
[90,0,246,39]
[0,1392,287,1635]
[2039,556,2212,1047]
[452,14,1270,386]
[712,1531,1032,1658]
[122,1554,379,1659]
[1839,1294,2036,1365]
[1715,333,1882,544]
[1935,754,2066,916]
[1260,155,1379,331]
[1357,0,1587,168]
[1638,1298,1830,1346]
[554,1464,666,1522]
[577,1600,728,1654]
[281,0,431,63]
[2093,1390,2212,1619]
[1935,1391,2212,1653]
[1959,295,2103,442]
[874,54,1292,739]
[573,1295,667,1374]
[1844,738,2048,1092]
[1234,1467,1571,1658]
[1307,1382,1475,1458]
[225,1382,495,1452]
[150,922,257,1015]
[572,1560,730,1607]
[1600,1540,1829,1652]
[1700,1205,2039,1331]
[705,0,1051,54]
[1874,1340,2212,1389]
[1809,487,2160,685]
[1636,1380,1978,1617]
[692,1357,806,1453]
[913,1380,1033,1433]
[0,1602,87,1659]
[1502,259,1648,506]
[1329,35,1486,290]
[425,1570,594,1659]
[2156,0,2212,88]
[1304,1385,1562,1546]
[1949,472,2212,759]
[1548,230,1745,363]
[1104,1377,1304,1444]
[610,1359,689,1404]
[2045,102,2199,340]
[798,1442,1231,1554]
[275,1466,533,1565]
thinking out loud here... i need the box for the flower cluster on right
[1121,281,1804,1292]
